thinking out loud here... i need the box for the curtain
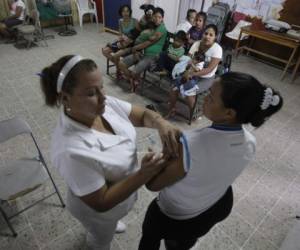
[0,0,10,20]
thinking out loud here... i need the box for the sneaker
[115,220,126,234]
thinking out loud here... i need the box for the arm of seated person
[192,57,221,77]
[133,31,163,52]
[146,143,186,191]
[167,53,180,62]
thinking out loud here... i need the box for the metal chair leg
[0,205,17,237]
[40,157,65,208]
[106,58,109,75]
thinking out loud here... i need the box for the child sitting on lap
[175,51,205,97]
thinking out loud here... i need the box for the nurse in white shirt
[39,55,181,250]
[138,72,283,250]
[0,0,25,39]
[175,9,197,33]
[167,24,223,119]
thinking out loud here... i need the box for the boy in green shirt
[154,30,187,76]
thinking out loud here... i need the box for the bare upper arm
[128,105,146,127]
[146,143,186,191]
[149,31,163,43]
[79,184,108,212]
[207,57,221,71]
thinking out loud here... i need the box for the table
[235,26,300,82]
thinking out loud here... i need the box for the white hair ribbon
[260,87,280,110]
[56,55,84,93]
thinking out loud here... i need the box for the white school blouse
[157,125,256,220]
[51,96,138,213]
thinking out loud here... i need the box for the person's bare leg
[118,61,133,80]
[186,95,197,120]
[165,90,179,118]
[129,72,142,92]
[112,48,131,78]
[102,47,114,61]
[0,24,11,38]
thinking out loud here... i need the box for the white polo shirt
[157,125,256,220]
[51,96,138,212]
[189,41,223,78]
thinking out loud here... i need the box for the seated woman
[0,0,26,40]
[166,24,223,119]
[102,5,137,67]
[118,7,167,92]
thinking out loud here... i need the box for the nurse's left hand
[157,119,181,158]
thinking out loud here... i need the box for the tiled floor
[0,23,300,250]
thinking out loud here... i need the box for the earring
[66,107,71,112]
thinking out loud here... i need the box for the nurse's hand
[157,118,181,158]
[140,152,167,178]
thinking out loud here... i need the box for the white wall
[154,0,180,32]
[177,0,213,26]
[131,0,155,20]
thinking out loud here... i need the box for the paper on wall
[258,3,270,21]
[268,3,284,19]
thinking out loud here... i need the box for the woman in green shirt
[102,5,137,67]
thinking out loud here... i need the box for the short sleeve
[106,96,132,118]
[211,43,223,59]
[157,23,166,34]
[189,41,200,56]
[177,47,185,57]
[56,152,105,197]
[179,134,191,173]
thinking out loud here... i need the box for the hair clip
[260,87,280,110]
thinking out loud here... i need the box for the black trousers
[157,51,177,73]
[138,187,233,250]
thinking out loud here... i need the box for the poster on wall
[219,0,286,20]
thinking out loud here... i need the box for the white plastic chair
[0,117,65,237]
[75,0,99,28]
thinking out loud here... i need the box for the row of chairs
[106,32,232,124]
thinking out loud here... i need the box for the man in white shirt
[175,9,196,33]
[0,0,26,39]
